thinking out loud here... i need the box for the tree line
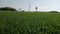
[0,7,17,11]
[0,7,58,13]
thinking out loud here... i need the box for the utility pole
[29,1,30,12]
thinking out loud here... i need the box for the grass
[0,11,60,34]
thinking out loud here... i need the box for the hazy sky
[0,0,60,11]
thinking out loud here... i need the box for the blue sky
[0,0,60,11]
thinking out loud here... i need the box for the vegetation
[0,11,60,34]
[50,11,58,13]
[0,7,17,11]
[35,7,38,12]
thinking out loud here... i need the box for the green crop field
[0,11,60,34]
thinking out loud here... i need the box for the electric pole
[29,1,30,12]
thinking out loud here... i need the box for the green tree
[50,11,58,13]
[35,7,38,12]
[0,7,17,11]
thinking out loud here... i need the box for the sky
[0,0,60,11]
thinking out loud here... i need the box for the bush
[0,7,17,11]
[50,11,58,13]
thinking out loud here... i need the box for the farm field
[0,11,60,34]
